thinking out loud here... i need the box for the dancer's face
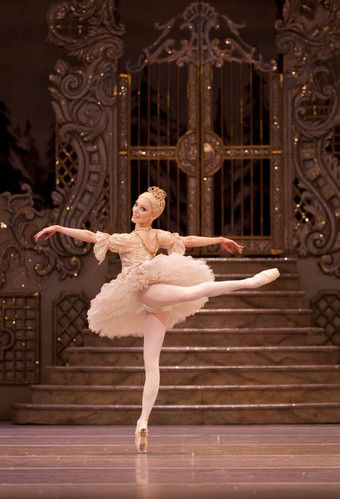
[131,194,155,226]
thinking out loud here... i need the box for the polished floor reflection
[0,423,339,498]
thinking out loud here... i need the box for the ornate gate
[116,2,284,254]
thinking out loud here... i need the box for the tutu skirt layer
[87,253,214,338]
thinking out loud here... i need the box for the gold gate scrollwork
[117,2,284,255]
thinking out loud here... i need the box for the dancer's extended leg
[135,311,168,434]
[141,268,280,309]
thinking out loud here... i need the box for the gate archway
[115,2,284,255]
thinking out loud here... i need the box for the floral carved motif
[276,0,340,277]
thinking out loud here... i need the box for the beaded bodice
[93,229,186,268]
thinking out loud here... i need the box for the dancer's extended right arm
[34,225,96,243]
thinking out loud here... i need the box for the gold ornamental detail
[176,130,224,176]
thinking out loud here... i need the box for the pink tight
[140,275,260,309]
[135,312,168,434]
[135,268,279,433]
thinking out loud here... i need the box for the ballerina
[34,186,280,453]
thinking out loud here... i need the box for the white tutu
[87,252,214,339]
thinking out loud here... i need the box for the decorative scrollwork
[0,186,57,286]
[126,1,276,72]
[0,185,88,282]
[276,0,340,277]
[46,0,125,278]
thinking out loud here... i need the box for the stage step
[12,402,340,425]
[65,345,340,367]
[30,383,340,405]
[40,364,340,386]
[84,327,327,347]
[182,308,312,328]
[12,256,340,425]
[207,290,305,308]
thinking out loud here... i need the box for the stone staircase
[13,257,340,424]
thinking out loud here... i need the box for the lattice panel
[302,99,331,122]
[55,135,78,190]
[310,291,340,346]
[293,177,314,230]
[53,292,89,365]
[55,132,110,227]
[51,9,86,38]
[326,126,340,165]
[100,174,110,222]
[80,173,110,230]
[0,293,40,384]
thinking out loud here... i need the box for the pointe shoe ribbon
[135,428,148,453]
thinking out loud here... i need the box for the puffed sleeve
[93,231,137,264]
[161,231,186,255]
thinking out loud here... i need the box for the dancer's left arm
[181,235,244,255]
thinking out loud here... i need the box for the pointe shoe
[135,428,148,453]
[248,268,280,289]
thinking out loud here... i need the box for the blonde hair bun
[148,186,167,201]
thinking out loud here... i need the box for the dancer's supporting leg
[135,311,168,434]
[141,268,280,309]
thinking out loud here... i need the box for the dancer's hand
[220,237,244,255]
[34,225,59,242]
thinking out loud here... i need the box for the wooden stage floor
[0,423,339,498]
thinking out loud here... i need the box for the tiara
[148,186,167,201]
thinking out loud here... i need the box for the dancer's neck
[134,224,152,232]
